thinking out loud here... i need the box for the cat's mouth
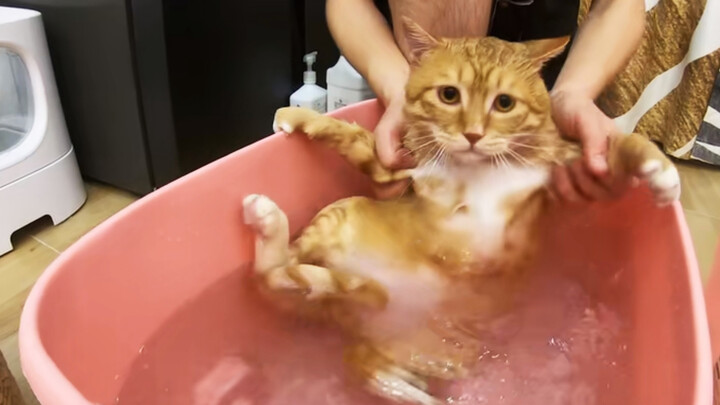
[452,149,493,164]
[433,136,515,166]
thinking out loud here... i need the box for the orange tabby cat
[242,18,680,405]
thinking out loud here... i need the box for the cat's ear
[523,36,570,66]
[402,17,439,64]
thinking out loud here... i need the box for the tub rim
[672,203,713,405]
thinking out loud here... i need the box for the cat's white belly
[416,163,550,259]
[331,252,448,338]
[328,165,550,338]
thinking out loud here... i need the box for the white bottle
[326,56,375,112]
[289,51,327,113]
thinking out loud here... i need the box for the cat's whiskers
[507,142,544,149]
[490,154,499,169]
[504,140,565,165]
[429,146,444,174]
[437,145,449,174]
[425,143,448,179]
[423,143,442,168]
[499,153,512,170]
[506,140,552,152]
[404,138,439,157]
[408,134,436,143]
[505,148,532,168]
[492,152,507,170]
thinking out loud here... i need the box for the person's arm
[549,0,645,202]
[326,0,415,199]
[326,0,409,105]
[552,0,645,100]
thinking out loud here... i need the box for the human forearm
[326,0,409,105]
[552,0,645,99]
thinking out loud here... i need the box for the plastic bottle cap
[303,70,317,84]
[303,51,318,84]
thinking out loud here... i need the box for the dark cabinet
[0,0,304,194]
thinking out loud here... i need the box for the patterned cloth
[693,71,720,165]
[582,0,720,165]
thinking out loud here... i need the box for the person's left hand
[548,89,626,203]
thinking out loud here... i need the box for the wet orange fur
[244,19,679,405]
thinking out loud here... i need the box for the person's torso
[388,0,495,57]
[380,0,580,88]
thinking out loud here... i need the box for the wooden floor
[677,161,720,280]
[1,160,720,404]
[0,182,138,404]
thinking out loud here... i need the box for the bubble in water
[548,337,569,353]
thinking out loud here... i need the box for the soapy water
[436,277,628,405]
[116,266,630,405]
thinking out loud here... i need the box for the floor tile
[0,236,57,342]
[677,161,720,220]
[684,210,720,282]
[0,181,136,405]
[0,234,55,405]
[32,182,137,252]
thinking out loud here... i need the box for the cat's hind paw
[368,365,442,405]
[243,194,285,238]
[638,159,681,207]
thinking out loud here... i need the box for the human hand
[373,95,416,199]
[548,90,627,203]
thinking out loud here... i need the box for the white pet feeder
[0,7,86,256]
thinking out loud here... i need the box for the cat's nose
[463,132,483,145]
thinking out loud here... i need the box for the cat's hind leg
[242,194,298,290]
[273,107,411,184]
[243,194,387,308]
[345,343,443,405]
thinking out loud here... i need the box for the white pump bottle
[326,55,374,111]
[289,51,327,113]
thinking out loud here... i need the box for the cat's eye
[438,86,461,105]
[493,94,516,112]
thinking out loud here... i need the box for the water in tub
[116,257,630,405]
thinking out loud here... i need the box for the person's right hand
[373,96,416,199]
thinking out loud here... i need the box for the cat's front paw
[243,194,284,237]
[272,107,321,135]
[638,159,681,207]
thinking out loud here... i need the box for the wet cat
[242,18,680,405]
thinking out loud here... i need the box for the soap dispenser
[289,51,327,113]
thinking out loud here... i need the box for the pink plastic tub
[705,241,720,363]
[19,100,712,405]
